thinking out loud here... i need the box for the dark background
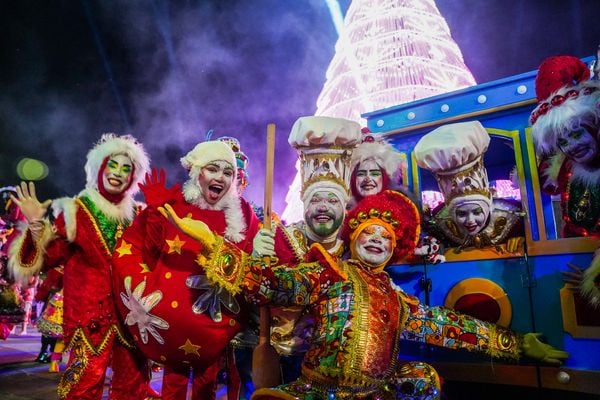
[1,0,599,214]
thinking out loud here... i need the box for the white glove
[252,228,275,257]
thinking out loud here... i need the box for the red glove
[138,168,183,210]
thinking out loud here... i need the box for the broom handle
[258,123,276,345]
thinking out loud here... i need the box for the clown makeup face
[304,190,345,238]
[102,154,133,195]
[355,158,383,197]
[556,126,599,165]
[355,224,393,268]
[198,161,234,205]
[454,203,489,236]
[355,159,383,197]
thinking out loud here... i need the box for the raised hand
[10,181,51,223]
[138,168,182,209]
[520,332,569,365]
[158,203,216,252]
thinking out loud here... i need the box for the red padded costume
[112,167,259,400]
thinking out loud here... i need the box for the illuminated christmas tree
[283,0,476,222]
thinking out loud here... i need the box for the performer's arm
[400,293,568,364]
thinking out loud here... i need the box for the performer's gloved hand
[139,168,182,209]
[520,332,568,365]
[506,236,524,253]
[252,229,275,257]
[158,203,216,253]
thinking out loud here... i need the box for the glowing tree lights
[282,0,476,222]
[316,0,476,122]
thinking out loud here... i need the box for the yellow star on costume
[115,240,132,258]
[166,235,186,255]
[179,339,201,357]
[139,263,151,274]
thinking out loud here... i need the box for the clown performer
[7,134,152,400]
[111,139,260,400]
[414,121,525,254]
[529,55,600,239]
[348,127,405,209]
[249,116,361,385]
[160,189,568,400]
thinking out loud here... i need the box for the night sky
[1,0,599,214]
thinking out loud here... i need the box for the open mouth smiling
[108,177,123,187]
[314,214,332,224]
[365,245,384,254]
[207,183,224,200]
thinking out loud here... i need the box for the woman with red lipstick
[348,127,405,210]
[7,134,152,400]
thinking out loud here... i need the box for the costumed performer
[529,55,600,238]
[251,116,361,385]
[111,139,260,400]
[414,121,524,254]
[160,189,568,400]
[7,133,152,400]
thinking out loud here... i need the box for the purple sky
[1,0,599,214]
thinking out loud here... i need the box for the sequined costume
[112,196,259,399]
[539,156,600,238]
[8,192,150,399]
[199,241,519,400]
[8,134,151,400]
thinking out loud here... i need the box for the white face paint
[556,126,599,164]
[198,161,234,205]
[304,190,345,238]
[355,159,383,197]
[454,202,489,236]
[354,224,392,268]
[102,154,133,195]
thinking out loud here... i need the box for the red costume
[111,141,260,400]
[8,134,151,400]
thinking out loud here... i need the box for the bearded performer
[161,189,568,400]
[249,116,362,386]
[111,140,260,400]
[8,134,152,400]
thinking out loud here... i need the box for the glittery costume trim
[199,236,248,295]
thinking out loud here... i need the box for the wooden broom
[251,123,282,389]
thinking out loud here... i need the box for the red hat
[342,190,421,266]
[529,55,600,154]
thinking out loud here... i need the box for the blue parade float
[364,56,599,397]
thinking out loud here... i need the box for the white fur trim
[531,81,600,154]
[180,141,236,172]
[85,133,150,196]
[540,153,565,189]
[351,140,404,182]
[7,220,55,284]
[77,188,137,224]
[182,172,246,243]
[51,197,78,242]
